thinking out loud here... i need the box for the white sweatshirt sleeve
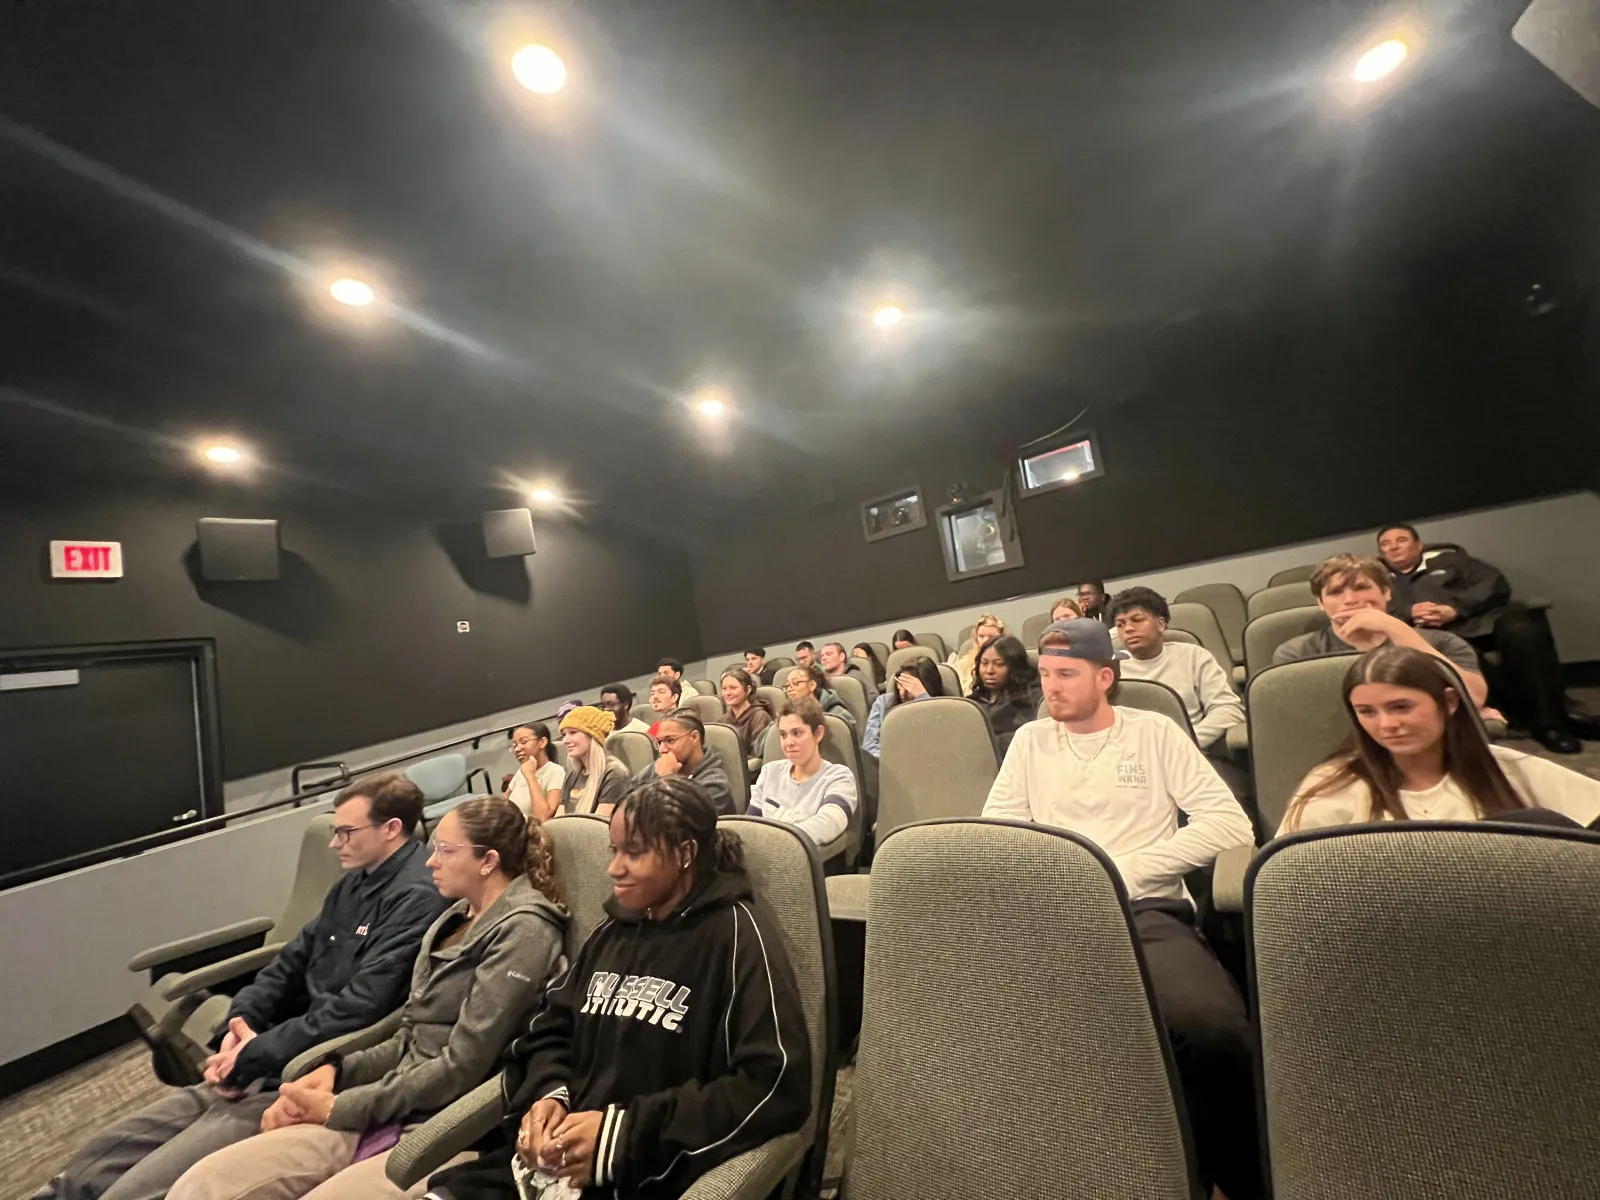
[1114,722,1253,897]
[1189,650,1246,750]
[982,728,1035,820]
[791,766,856,847]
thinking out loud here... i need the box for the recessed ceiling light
[1352,38,1408,82]
[530,486,558,504]
[199,442,245,467]
[512,44,568,94]
[872,305,905,329]
[696,397,726,417]
[328,277,376,307]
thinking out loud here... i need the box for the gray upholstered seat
[935,661,960,697]
[1019,611,1054,647]
[1248,823,1600,1199]
[845,819,1200,1200]
[761,714,867,864]
[684,692,725,724]
[1265,562,1318,587]
[1166,602,1236,674]
[1246,580,1317,621]
[1163,628,1201,646]
[912,631,948,659]
[955,623,974,650]
[756,684,788,717]
[704,721,750,812]
[884,644,937,679]
[828,672,870,727]
[1174,583,1248,664]
[864,641,890,671]
[1034,679,1197,741]
[876,697,998,836]
[767,655,796,673]
[1242,605,1329,682]
[689,678,716,702]
[605,728,656,777]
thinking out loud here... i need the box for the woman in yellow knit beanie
[554,706,630,816]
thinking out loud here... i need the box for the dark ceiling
[2,0,1596,532]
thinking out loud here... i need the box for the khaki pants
[166,1124,471,1200]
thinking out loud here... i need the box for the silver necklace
[1062,724,1114,763]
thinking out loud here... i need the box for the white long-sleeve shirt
[748,759,857,848]
[1117,642,1244,750]
[983,707,1253,903]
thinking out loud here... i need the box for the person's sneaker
[1536,727,1583,755]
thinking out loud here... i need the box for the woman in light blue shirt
[861,657,947,759]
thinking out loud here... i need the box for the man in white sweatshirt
[983,618,1261,1200]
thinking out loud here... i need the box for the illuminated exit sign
[50,541,124,579]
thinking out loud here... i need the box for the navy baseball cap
[1038,618,1117,661]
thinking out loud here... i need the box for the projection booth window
[860,487,927,543]
[1017,430,1105,497]
[936,489,1025,582]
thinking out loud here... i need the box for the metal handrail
[0,711,559,892]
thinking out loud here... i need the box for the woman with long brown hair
[1280,644,1600,834]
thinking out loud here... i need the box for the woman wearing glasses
[784,663,856,727]
[168,796,569,1200]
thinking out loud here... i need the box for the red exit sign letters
[50,541,124,579]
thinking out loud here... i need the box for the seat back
[865,642,890,671]
[762,715,867,856]
[267,813,348,943]
[1166,602,1235,671]
[885,644,937,679]
[684,693,725,724]
[1164,628,1200,646]
[1246,656,1354,831]
[1247,580,1317,621]
[1243,606,1329,682]
[1035,680,1197,742]
[689,679,716,703]
[1266,563,1318,587]
[404,753,469,802]
[1174,583,1247,663]
[877,698,998,837]
[605,729,655,777]
[1019,611,1054,647]
[913,631,948,659]
[757,685,788,716]
[828,672,870,727]
[544,815,614,952]
[1249,824,1600,1200]
[936,662,961,697]
[721,816,838,1193]
[848,820,1198,1200]
[955,624,974,651]
[703,723,750,813]
[767,655,796,673]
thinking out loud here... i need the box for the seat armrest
[1212,843,1255,914]
[825,873,870,923]
[1225,723,1250,757]
[386,1077,506,1189]
[1231,664,1245,689]
[283,1009,404,1081]
[128,917,276,972]
[158,943,286,1001]
[680,1131,810,1200]
[816,830,851,863]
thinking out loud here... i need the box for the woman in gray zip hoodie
[167,798,568,1200]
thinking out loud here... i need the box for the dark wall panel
[0,491,702,779]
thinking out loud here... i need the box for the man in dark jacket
[1377,524,1581,753]
[34,774,445,1200]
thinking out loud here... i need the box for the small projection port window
[1018,433,1104,496]
[861,488,927,543]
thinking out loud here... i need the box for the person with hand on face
[422,778,811,1200]
[555,706,629,818]
[793,641,818,671]
[983,619,1259,1200]
[1274,554,1497,716]
[719,667,774,764]
[949,614,1005,695]
[742,647,776,687]
[785,664,855,727]
[1279,645,1600,836]
[967,634,1043,753]
[861,657,947,759]
[166,799,568,1200]
[890,629,918,652]
[748,697,859,851]
[633,709,736,815]
[35,777,446,1200]
[1076,581,1111,625]
[1377,523,1581,753]
[506,723,565,821]
[644,674,682,739]
[597,685,650,736]
[820,640,878,702]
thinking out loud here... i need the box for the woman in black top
[968,634,1042,752]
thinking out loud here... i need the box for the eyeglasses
[428,839,487,858]
[331,822,383,845]
[655,731,694,749]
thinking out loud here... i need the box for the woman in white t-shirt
[1280,644,1600,835]
[748,696,858,852]
[505,722,567,821]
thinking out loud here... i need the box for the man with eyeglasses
[633,708,736,814]
[35,773,446,1200]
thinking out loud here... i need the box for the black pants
[1466,606,1570,733]
[1135,902,1263,1200]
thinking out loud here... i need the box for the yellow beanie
[559,705,615,744]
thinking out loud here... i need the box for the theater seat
[1249,823,1600,1199]
[885,644,937,680]
[768,655,796,673]
[1166,602,1237,678]
[828,672,871,728]
[846,819,1200,1200]
[757,684,787,716]
[606,729,656,777]
[1020,611,1053,646]
[689,678,716,702]
[1164,628,1200,646]
[1174,582,1247,664]
[1242,606,1329,683]
[956,624,975,650]
[935,662,960,697]
[1266,563,1318,587]
[913,631,949,659]
[405,753,469,802]
[704,722,750,812]
[127,812,346,1083]
[1247,580,1317,621]
[684,693,725,724]
[864,641,890,672]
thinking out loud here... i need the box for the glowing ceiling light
[512,44,568,94]
[328,277,376,307]
[530,486,558,504]
[1352,38,1408,82]
[696,397,726,417]
[872,305,905,329]
[199,442,245,467]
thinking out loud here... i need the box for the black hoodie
[427,868,811,1200]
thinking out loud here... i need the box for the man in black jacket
[34,774,445,1200]
[1378,523,1581,753]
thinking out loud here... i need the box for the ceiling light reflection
[512,44,568,94]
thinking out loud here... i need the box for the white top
[615,717,651,736]
[1281,744,1600,834]
[983,707,1254,903]
[506,760,567,817]
[677,681,701,701]
[748,759,858,849]
[1118,641,1244,750]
